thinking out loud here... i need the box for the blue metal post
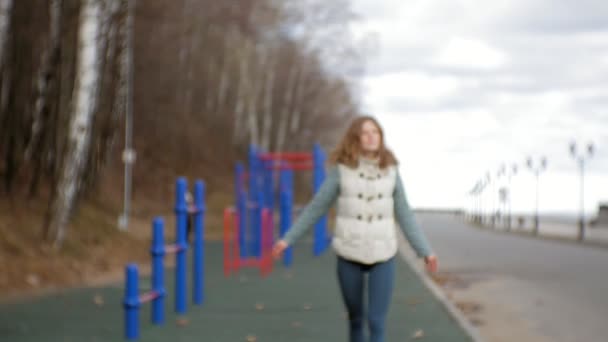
[263,159,274,210]
[235,162,244,200]
[280,169,294,267]
[248,145,259,258]
[253,189,264,258]
[151,218,165,325]
[193,180,205,305]
[286,169,294,265]
[174,177,188,314]
[281,191,294,267]
[124,264,140,340]
[235,163,247,258]
[313,143,328,256]
[237,190,247,259]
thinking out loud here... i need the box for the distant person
[185,191,195,243]
[272,116,438,342]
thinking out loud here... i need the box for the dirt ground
[0,176,230,303]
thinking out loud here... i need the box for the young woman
[272,116,438,342]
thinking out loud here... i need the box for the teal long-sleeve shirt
[282,166,433,258]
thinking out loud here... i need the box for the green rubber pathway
[0,242,472,341]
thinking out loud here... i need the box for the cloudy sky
[350,0,608,217]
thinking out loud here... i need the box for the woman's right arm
[282,167,340,245]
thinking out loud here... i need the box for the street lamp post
[526,156,547,236]
[118,0,136,231]
[506,163,518,231]
[569,141,595,241]
[469,180,482,224]
[484,172,490,225]
[497,164,507,228]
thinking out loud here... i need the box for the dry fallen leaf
[406,297,422,306]
[93,294,104,306]
[246,334,257,342]
[455,301,482,315]
[255,303,265,311]
[470,318,484,326]
[26,274,40,287]
[176,317,190,327]
[412,329,425,339]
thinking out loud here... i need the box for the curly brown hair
[329,116,398,169]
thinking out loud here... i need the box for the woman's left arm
[393,172,434,258]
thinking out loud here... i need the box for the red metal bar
[260,209,272,277]
[233,211,241,272]
[139,290,159,304]
[265,163,313,171]
[259,152,312,161]
[165,244,183,254]
[223,207,233,277]
[267,209,274,274]
[239,259,262,267]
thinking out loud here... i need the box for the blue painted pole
[174,177,188,314]
[248,145,258,258]
[279,168,294,267]
[312,144,328,256]
[238,189,247,259]
[193,180,205,305]
[124,264,140,340]
[263,160,274,210]
[253,189,264,259]
[235,163,247,258]
[235,162,244,200]
[151,218,165,325]
[280,190,294,267]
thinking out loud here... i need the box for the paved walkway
[476,217,608,246]
[0,242,473,341]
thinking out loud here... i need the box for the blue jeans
[337,256,395,342]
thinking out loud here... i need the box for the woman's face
[359,120,381,153]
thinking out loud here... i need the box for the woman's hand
[272,240,289,259]
[424,254,438,273]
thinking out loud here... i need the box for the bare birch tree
[231,34,250,146]
[47,0,103,247]
[274,62,298,153]
[259,48,275,151]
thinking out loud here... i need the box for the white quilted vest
[332,158,398,264]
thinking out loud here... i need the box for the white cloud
[433,37,508,70]
[351,0,608,215]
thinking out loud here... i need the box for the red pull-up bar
[259,152,313,161]
[265,162,313,171]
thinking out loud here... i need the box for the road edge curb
[397,236,485,342]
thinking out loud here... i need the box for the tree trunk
[246,70,260,146]
[25,0,62,162]
[105,0,132,164]
[274,63,297,153]
[214,48,230,120]
[47,0,103,248]
[289,65,304,135]
[0,0,13,70]
[259,51,275,151]
[232,38,249,146]
[0,0,13,192]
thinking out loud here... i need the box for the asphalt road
[417,212,608,342]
